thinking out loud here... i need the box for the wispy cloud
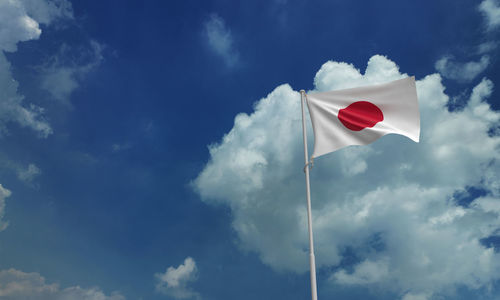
[20,0,73,24]
[112,142,132,153]
[0,0,73,137]
[477,41,498,54]
[0,268,125,300]
[0,4,118,299]
[204,14,239,68]
[0,0,99,136]
[0,184,11,232]
[435,0,499,84]
[40,40,104,106]
[401,292,431,300]
[0,0,75,137]
[16,163,41,184]
[435,55,490,82]
[155,257,199,299]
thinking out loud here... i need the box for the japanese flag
[306,76,420,158]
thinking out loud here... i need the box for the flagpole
[300,90,318,300]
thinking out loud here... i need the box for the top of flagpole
[300,90,315,167]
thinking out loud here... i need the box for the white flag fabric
[306,76,420,158]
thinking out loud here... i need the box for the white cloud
[41,66,79,102]
[0,184,11,232]
[204,14,239,67]
[0,0,41,53]
[0,268,124,300]
[0,52,52,137]
[17,163,41,183]
[402,292,430,300]
[435,55,490,82]
[0,0,72,53]
[194,55,500,299]
[436,0,500,86]
[333,258,389,285]
[479,0,500,30]
[20,0,73,25]
[477,41,498,54]
[40,40,104,105]
[111,143,131,153]
[155,257,199,299]
[0,0,72,137]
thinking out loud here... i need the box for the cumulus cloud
[0,0,72,137]
[0,268,124,300]
[204,14,239,67]
[40,40,104,105]
[194,55,500,299]
[479,0,500,30]
[435,55,490,82]
[155,257,199,299]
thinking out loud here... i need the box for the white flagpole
[300,90,318,300]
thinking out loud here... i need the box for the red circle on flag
[338,101,384,131]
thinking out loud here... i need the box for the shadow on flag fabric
[306,76,420,158]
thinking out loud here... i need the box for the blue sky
[0,0,499,299]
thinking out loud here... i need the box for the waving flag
[306,76,420,158]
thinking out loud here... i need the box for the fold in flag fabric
[306,76,420,158]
